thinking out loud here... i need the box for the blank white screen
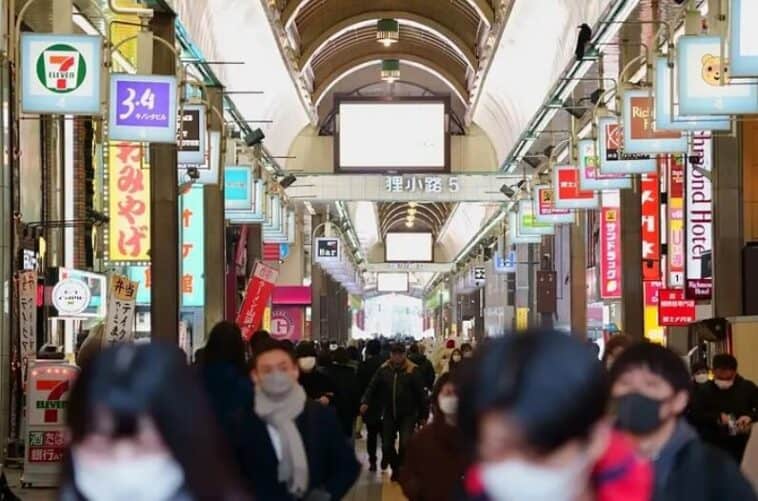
[385,232,433,262]
[339,102,445,169]
[377,273,409,292]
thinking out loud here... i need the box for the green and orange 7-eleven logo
[35,43,87,93]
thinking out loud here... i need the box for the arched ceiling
[377,203,454,237]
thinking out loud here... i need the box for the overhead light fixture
[381,59,400,83]
[500,184,516,198]
[407,207,417,216]
[377,19,400,47]
[405,220,414,228]
[408,202,418,208]
[279,174,297,189]
[245,128,265,147]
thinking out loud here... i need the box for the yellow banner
[108,143,151,262]
[516,308,529,331]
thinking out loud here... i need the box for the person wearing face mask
[457,329,653,501]
[296,341,336,406]
[241,340,360,500]
[691,353,758,463]
[448,349,464,374]
[399,372,468,501]
[609,343,756,501]
[460,342,474,359]
[60,342,251,501]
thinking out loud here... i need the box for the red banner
[641,170,661,280]
[658,288,696,326]
[237,261,279,340]
[600,207,622,299]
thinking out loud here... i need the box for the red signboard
[262,243,281,262]
[658,288,696,326]
[600,207,622,299]
[28,430,65,463]
[557,167,596,200]
[270,306,304,342]
[236,261,279,340]
[644,280,663,306]
[641,170,661,280]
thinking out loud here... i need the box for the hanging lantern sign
[21,33,103,114]
[108,73,178,143]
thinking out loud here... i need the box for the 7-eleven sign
[34,379,70,424]
[37,44,85,93]
[27,364,78,426]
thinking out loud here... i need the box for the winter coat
[362,359,428,421]
[199,362,255,454]
[299,368,336,402]
[325,363,361,437]
[399,419,469,501]
[407,353,435,391]
[357,355,385,424]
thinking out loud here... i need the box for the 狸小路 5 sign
[108,74,178,143]
[21,34,103,115]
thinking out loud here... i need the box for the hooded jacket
[362,359,427,420]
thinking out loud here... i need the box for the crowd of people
[56,325,758,500]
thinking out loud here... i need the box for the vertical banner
[103,274,138,347]
[18,271,38,383]
[600,207,622,299]
[108,142,150,262]
[181,186,205,307]
[668,155,686,287]
[641,171,661,280]
[237,261,279,340]
[643,280,665,344]
[686,132,713,299]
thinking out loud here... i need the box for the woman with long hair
[59,342,250,500]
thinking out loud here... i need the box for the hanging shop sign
[654,56,730,132]
[553,165,599,209]
[227,179,266,222]
[508,212,542,244]
[270,306,304,343]
[103,274,138,347]
[686,132,713,299]
[178,104,207,165]
[108,73,178,143]
[18,271,38,383]
[643,280,665,344]
[622,89,688,154]
[730,0,758,77]
[668,156,686,287]
[474,266,486,282]
[577,139,631,191]
[517,201,555,235]
[53,268,106,319]
[641,171,661,281]
[597,116,657,175]
[224,166,254,211]
[181,186,205,307]
[533,186,574,224]
[315,238,340,262]
[196,131,221,185]
[51,278,90,317]
[237,261,279,340]
[21,33,103,115]
[108,142,150,263]
[658,288,696,326]
[494,250,517,274]
[600,207,622,300]
[677,35,758,115]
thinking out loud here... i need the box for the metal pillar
[620,185,644,340]
[570,214,587,339]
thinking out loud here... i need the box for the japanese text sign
[21,34,103,115]
[577,139,631,191]
[385,175,460,194]
[597,116,657,175]
[686,132,713,299]
[668,156,686,287]
[641,171,661,281]
[178,104,207,165]
[553,165,599,209]
[103,274,138,347]
[622,90,688,154]
[18,271,38,383]
[181,186,205,307]
[109,73,178,143]
[224,166,254,211]
[108,142,150,262]
[658,289,696,326]
[237,261,279,340]
[600,207,622,299]
[533,186,574,224]
[127,266,151,305]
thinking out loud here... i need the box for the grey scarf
[255,382,309,498]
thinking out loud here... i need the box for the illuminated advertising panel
[641,171,661,281]
[730,0,758,77]
[668,155,686,287]
[686,132,713,299]
[181,186,205,307]
[600,207,622,300]
[553,165,599,209]
[107,143,150,263]
[597,116,657,174]
[577,139,631,190]
[622,89,688,154]
[533,186,574,224]
[108,73,178,143]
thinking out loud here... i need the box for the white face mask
[480,454,589,501]
[74,452,185,501]
[298,356,317,372]
[715,379,734,390]
[694,373,709,384]
[452,355,462,363]
[438,395,458,416]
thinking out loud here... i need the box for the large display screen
[385,232,434,262]
[377,273,410,293]
[337,100,447,171]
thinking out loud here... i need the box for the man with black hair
[408,342,435,393]
[358,339,385,471]
[691,353,758,462]
[610,343,756,501]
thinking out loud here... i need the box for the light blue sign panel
[494,251,516,274]
[109,73,178,143]
[127,266,151,305]
[678,35,758,115]
[224,166,254,210]
[21,34,103,114]
[577,139,631,190]
[597,116,657,175]
[654,57,730,131]
[181,186,205,307]
[622,89,688,154]
[730,0,758,77]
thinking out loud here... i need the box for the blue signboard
[21,33,103,114]
[127,266,151,305]
[181,186,205,307]
[224,166,254,211]
[108,73,178,143]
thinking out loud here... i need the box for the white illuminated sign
[52,278,91,317]
[685,131,713,300]
[385,175,459,194]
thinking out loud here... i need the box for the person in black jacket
[360,343,427,482]
[690,353,758,463]
[296,341,336,405]
[610,343,757,501]
[358,339,385,471]
[325,347,361,439]
[241,339,360,500]
[408,343,435,392]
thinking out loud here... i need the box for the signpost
[108,73,178,143]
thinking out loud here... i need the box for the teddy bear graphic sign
[677,35,758,116]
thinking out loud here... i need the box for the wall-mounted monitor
[377,272,410,293]
[385,232,434,262]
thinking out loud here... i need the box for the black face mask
[615,393,664,435]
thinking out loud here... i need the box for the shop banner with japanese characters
[686,132,713,299]
[668,156,686,287]
[108,142,150,262]
[103,274,138,347]
[622,90,688,154]
[237,261,279,340]
[108,73,178,143]
[181,186,205,307]
[658,289,696,326]
[597,116,657,175]
[533,186,574,224]
[577,139,631,191]
[641,171,661,281]
[18,271,38,384]
[600,207,622,300]
[553,165,599,209]
[644,281,665,344]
